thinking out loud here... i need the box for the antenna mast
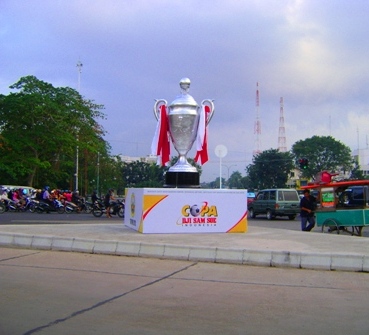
[278,97,287,152]
[253,82,261,156]
[77,59,83,92]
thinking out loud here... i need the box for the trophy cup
[153,78,214,187]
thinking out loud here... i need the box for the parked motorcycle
[64,201,80,214]
[1,199,22,212]
[21,197,39,213]
[64,198,93,214]
[35,199,65,214]
[77,198,93,214]
[81,200,93,214]
[0,197,39,213]
[92,199,124,218]
[0,200,5,214]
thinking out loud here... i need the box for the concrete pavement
[0,222,369,272]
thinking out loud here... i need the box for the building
[352,148,369,176]
[118,154,158,164]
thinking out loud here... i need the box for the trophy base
[164,171,200,188]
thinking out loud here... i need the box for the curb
[0,232,368,272]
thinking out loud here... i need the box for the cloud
[1,0,369,182]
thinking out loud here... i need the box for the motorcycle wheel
[36,206,44,214]
[57,206,65,214]
[92,208,103,217]
[83,204,92,214]
[8,205,17,212]
[118,207,125,218]
[29,204,36,213]
[65,206,74,214]
[0,203,5,214]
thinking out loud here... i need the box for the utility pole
[253,82,261,156]
[75,60,83,192]
[77,59,83,91]
[278,97,287,152]
[97,152,100,196]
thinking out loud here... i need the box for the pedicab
[301,171,369,236]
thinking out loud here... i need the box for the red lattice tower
[278,97,287,152]
[253,82,261,156]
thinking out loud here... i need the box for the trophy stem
[165,154,199,188]
[169,155,197,172]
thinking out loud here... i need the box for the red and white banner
[151,104,170,166]
[194,105,210,165]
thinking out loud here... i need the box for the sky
[1,0,369,182]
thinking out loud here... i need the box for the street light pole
[75,60,83,192]
[215,145,227,190]
[97,152,100,196]
[219,156,223,189]
[75,134,79,192]
[222,164,236,187]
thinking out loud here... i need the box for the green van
[248,188,300,220]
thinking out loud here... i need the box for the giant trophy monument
[124,78,247,234]
[152,78,214,187]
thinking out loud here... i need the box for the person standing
[104,189,115,218]
[91,190,99,203]
[300,189,316,231]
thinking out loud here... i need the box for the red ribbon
[194,105,210,165]
[156,104,170,166]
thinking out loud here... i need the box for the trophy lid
[169,78,198,108]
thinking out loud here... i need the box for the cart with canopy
[301,172,369,236]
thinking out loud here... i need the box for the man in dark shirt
[300,189,316,231]
[91,190,99,203]
[104,189,115,218]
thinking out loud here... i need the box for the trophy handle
[201,99,215,125]
[153,99,167,121]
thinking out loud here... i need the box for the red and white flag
[151,104,170,166]
[194,105,210,165]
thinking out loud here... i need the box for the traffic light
[298,158,308,169]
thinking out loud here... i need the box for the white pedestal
[124,188,248,234]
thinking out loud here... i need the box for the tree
[350,158,366,180]
[228,171,244,189]
[212,177,225,189]
[120,160,165,189]
[240,175,253,190]
[291,136,353,180]
[0,75,108,190]
[97,155,124,196]
[246,149,295,189]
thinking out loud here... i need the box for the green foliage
[350,158,366,179]
[0,75,109,190]
[246,149,294,189]
[227,171,244,189]
[207,177,225,189]
[292,136,353,179]
[240,175,253,190]
[120,161,165,188]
